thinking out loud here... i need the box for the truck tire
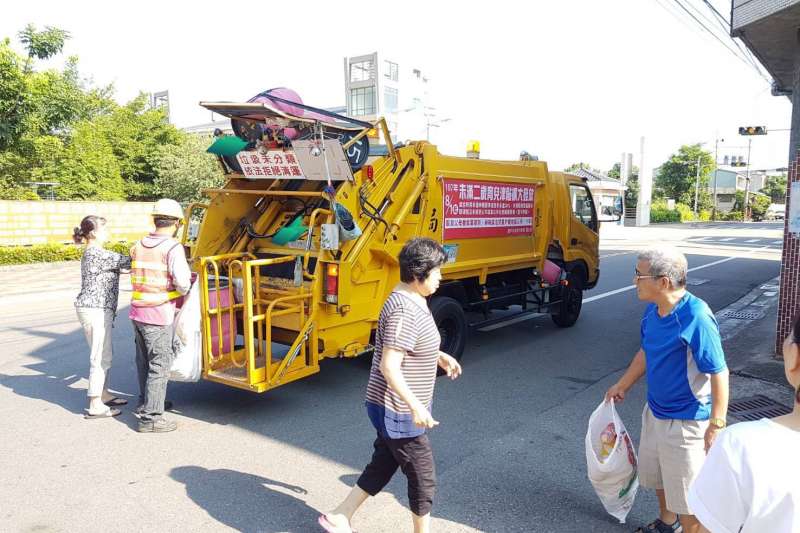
[430,296,467,362]
[551,271,584,328]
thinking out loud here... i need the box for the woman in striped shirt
[319,238,463,533]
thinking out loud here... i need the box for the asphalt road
[0,222,784,533]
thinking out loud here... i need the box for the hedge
[650,201,713,223]
[0,241,133,266]
[721,211,744,221]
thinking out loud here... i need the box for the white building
[568,167,626,220]
[343,52,435,144]
[708,167,770,212]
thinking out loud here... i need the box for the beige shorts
[639,404,708,516]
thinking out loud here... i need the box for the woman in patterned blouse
[73,216,131,419]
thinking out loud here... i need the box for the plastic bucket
[542,260,562,285]
[207,276,237,356]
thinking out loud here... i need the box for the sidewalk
[717,279,795,412]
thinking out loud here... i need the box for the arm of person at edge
[437,351,462,380]
[117,252,131,272]
[605,348,646,403]
[380,346,439,429]
[168,245,192,301]
[705,369,729,453]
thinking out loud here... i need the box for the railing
[199,251,320,390]
[199,252,255,373]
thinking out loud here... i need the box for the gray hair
[637,247,688,288]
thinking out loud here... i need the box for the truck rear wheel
[430,296,467,362]
[551,271,583,328]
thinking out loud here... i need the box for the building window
[384,87,398,113]
[350,87,376,116]
[350,61,373,82]
[384,60,398,82]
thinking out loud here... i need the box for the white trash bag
[585,399,639,523]
[170,281,202,382]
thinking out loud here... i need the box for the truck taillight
[325,263,339,304]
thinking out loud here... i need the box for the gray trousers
[133,321,174,420]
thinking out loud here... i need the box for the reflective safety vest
[130,238,183,307]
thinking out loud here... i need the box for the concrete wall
[0,201,155,246]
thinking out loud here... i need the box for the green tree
[0,27,117,199]
[760,174,788,204]
[17,24,69,70]
[151,134,224,203]
[94,93,183,200]
[0,25,183,201]
[732,190,771,220]
[52,120,125,200]
[0,38,31,150]
[655,144,715,212]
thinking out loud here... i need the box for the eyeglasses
[634,269,663,281]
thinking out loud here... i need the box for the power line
[670,0,771,84]
[698,0,771,80]
[672,0,750,63]
[654,0,717,43]
[683,0,723,32]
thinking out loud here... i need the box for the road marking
[583,245,773,304]
[600,251,634,259]
[477,313,540,331]
[773,240,784,245]
[719,237,735,242]
[745,239,760,243]
[478,244,775,331]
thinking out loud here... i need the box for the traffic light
[738,126,767,135]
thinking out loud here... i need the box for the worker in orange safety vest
[129,198,191,433]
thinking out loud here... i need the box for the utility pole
[712,137,723,220]
[744,137,752,220]
[693,155,702,218]
[425,116,451,141]
[636,136,652,227]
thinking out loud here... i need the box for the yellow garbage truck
[184,93,602,393]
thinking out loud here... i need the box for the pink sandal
[318,514,356,533]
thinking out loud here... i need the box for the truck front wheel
[429,296,467,363]
[551,271,583,328]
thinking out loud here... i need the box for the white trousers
[75,307,115,398]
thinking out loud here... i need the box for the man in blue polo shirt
[606,247,729,533]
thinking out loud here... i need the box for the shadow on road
[0,250,783,531]
[170,466,317,532]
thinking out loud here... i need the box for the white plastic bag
[585,400,639,523]
[170,282,202,382]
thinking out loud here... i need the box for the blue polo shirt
[640,292,727,420]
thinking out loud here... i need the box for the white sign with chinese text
[790,181,800,234]
[235,150,304,179]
